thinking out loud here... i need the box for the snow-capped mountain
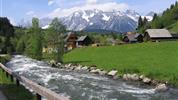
[60,9,139,32]
[142,11,155,22]
[21,9,154,33]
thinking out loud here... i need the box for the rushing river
[5,55,178,100]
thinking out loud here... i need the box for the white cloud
[26,11,35,16]
[48,2,129,18]
[25,11,38,20]
[48,0,55,6]
[8,17,17,26]
[86,0,98,5]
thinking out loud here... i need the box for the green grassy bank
[64,41,178,86]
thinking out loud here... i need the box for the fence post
[5,72,9,78]
[16,79,20,86]
[36,93,41,100]
[10,75,14,82]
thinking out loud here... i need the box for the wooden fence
[0,63,69,100]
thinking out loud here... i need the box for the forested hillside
[138,1,178,33]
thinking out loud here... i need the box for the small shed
[144,29,172,41]
[77,36,92,47]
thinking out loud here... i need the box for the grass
[0,55,35,100]
[64,41,178,86]
[0,54,11,64]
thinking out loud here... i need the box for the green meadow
[64,41,178,86]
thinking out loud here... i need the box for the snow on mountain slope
[20,9,154,33]
[60,9,140,32]
[102,14,110,21]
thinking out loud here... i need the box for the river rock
[68,63,73,67]
[139,75,145,80]
[64,64,71,69]
[91,69,101,74]
[50,60,56,64]
[90,69,98,74]
[89,67,97,71]
[99,70,107,75]
[96,69,101,73]
[123,74,130,80]
[56,62,62,67]
[130,74,139,81]
[69,66,75,70]
[143,77,151,84]
[108,70,118,76]
[75,66,82,70]
[81,66,88,70]
[155,84,168,92]
[151,80,158,85]
[123,74,139,81]
[123,74,128,80]
[50,60,57,67]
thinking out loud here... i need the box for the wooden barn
[122,32,143,43]
[65,32,78,50]
[144,29,172,42]
[77,36,92,47]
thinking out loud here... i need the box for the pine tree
[170,4,175,9]
[143,17,148,26]
[0,17,15,54]
[152,13,158,21]
[138,16,143,29]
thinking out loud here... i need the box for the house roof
[65,32,77,41]
[127,34,137,41]
[146,29,172,38]
[123,32,138,41]
[77,36,88,41]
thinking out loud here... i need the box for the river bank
[6,55,178,100]
[49,61,169,92]
[62,41,178,87]
[0,55,35,100]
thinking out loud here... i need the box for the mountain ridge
[21,9,154,33]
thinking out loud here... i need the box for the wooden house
[122,32,143,43]
[144,29,172,42]
[65,32,78,50]
[77,36,92,47]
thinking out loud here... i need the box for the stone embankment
[49,61,168,92]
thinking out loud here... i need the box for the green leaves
[45,18,66,63]
[25,18,43,60]
[138,1,178,33]
[137,16,149,33]
[0,17,15,54]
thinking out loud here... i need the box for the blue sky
[0,0,177,25]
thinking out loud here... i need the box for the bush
[0,54,11,64]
